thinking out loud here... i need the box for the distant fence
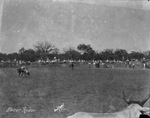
[0,60,150,69]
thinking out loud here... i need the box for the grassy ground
[0,65,150,118]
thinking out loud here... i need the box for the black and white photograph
[0,0,150,118]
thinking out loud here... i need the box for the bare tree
[34,41,58,60]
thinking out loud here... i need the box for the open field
[0,65,150,118]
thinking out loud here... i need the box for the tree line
[0,41,150,62]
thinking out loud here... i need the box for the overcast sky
[0,0,150,53]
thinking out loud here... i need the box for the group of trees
[0,41,150,62]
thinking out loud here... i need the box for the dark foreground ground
[0,65,150,118]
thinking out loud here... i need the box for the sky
[0,0,150,53]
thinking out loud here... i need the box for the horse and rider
[17,66,30,77]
